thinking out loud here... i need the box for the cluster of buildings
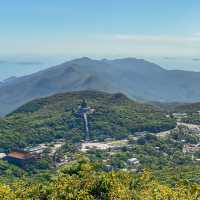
[172,112,188,122]
[24,143,47,155]
[183,144,200,154]
[0,139,65,168]
[80,139,129,152]
[172,112,188,118]
[104,157,140,172]
[172,111,200,119]
[0,99,94,169]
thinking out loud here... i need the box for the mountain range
[1,57,200,116]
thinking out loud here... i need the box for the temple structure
[3,150,34,168]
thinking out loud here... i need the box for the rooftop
[0,153,6,159]
[7,150,32,160]
[128,158,138,162]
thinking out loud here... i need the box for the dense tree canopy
[0,158,200,200]
[0,91,175,150]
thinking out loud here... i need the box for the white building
[0,153,6,159]
[172,113,187,117]
[128,158,140,165]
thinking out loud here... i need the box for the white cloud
[0,33,200,58]
[113,34,200,43]
[89,34,197,57]
[193,32,200,37]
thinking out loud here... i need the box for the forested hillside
[174,102,200,113]
[0,91,175,150]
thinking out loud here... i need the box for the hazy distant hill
[1,57,200,115]
[173,102,200,113]
[2,76,17,83]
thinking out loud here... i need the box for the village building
[130,168,139,173]
[197,111,200,115]
[24,144,47,157]
[127,157,140,165]
[3,150,34,168]
[0,153,6,159]
[183,144,200,154]
[104,164,112,172]
[133,131,147,137]
[172,112,187,118]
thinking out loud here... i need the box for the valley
[1,1,200,198]
[0,91,200,177]
[0,91,200,199]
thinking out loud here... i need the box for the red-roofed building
[4,150,34,168]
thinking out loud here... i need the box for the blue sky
[0,1,200,79]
